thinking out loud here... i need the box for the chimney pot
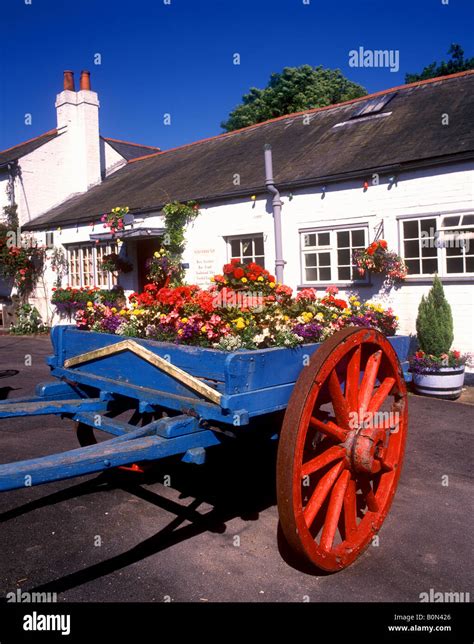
[63,70,75,91]
[80,70,91,91]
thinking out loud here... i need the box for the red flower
[233,268,245,279]
[223,264,234,275]
[379,240,388,250]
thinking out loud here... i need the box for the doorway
[136,237,162,291]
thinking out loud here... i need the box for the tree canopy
[405,44,474,83]
[221,65,367,132]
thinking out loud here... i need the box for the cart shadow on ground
[0,417,319,595]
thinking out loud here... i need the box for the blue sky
[0,0,473,151]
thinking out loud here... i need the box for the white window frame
[399,213,474,278]
[67,243,118,289]
[227,233,265,267]
[299,225,369,285]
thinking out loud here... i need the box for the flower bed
[71,261,398,350]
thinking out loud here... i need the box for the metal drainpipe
[264,144,285,283]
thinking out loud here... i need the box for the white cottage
[2,70,473,356]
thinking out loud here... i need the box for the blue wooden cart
[0,325,410,571]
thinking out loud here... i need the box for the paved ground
[0,335,472,603]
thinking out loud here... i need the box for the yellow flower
[332,313,338,319]
[111,307,117,314]
[349,295,357,302]
[177,329,184,335]
[235,317,246,330]
[241,277,248,283]
[119,309,126,316]
[269,282,276,288]
[181,317,188,323]
[86,301,93,308]
[354,301,361,307]
[201,326,207,333]
[257,276,264,282]
[316,312,324,321]
[154,251,160,258]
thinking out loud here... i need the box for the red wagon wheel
[277,327,408,572]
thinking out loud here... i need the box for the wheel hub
[348,426,386,474]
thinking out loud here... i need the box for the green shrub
[9,304,49,335]
[416,275,453,355]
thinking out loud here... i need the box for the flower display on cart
[353,240,407,283]
[73,264,399,350]
[52,286,125,317]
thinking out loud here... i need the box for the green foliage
[162,201,200,284]
[50,246,69,288]
[405,44,474,83]
[3,204,19,229]
[221,65,367,131]
[9,304,48,335]
[416,275,454,356]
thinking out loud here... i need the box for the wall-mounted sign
[193,248,217,288]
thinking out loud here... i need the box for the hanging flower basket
[101,253,133,274]
[353,240,407,284]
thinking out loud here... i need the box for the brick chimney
[55,70,101,193]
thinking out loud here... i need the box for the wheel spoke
[359,350,382,417]
[303,461,345,528]
[345,346,361,412]
[359,477,379,512]
[301,445,345,478]
[320,470,351,551]
[309,416,348,443]
[367,377,396,414]
[328,369,350,429]
[343,477,358,538]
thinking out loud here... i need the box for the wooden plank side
[53,327,229,382]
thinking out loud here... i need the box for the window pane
[442,216,460,227]
[319,252,330,267]
[461,214,474,225]
[403,220,418,238]
[255,256,265,268]
[319,267,331,281]
[446,244,462,257]
[305,253,317,267]
[446,257,463,273]
[406,259,420,274]
[254,236,264,255]
[304,234,316,247]
[420,218,437,235]
[421,244,437,258]
[242,240,252,257]
[305,267,318,281]
[351,230,365,247]
[338,266,351,280]
[230,240,240,257]
[421,259,438,274]
[338,249,350,265]
[466,256,474,273]
[337,231,350,247]
[318,232,330,246]
[404,240,419,258]
[242,257,252,265]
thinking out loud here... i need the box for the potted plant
[409,275,470,399]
